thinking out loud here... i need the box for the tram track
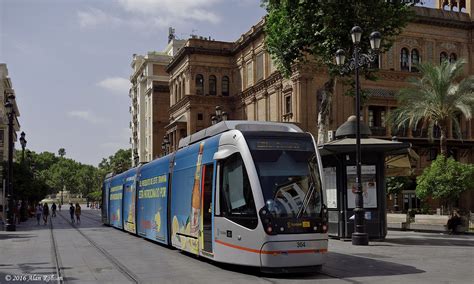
[55,211,142,284]
[49,216,65,284]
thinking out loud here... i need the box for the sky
[0,0,267,166]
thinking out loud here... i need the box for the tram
[102,121,328,272]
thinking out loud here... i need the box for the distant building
[129,38,185,166]
[0,64,21,219]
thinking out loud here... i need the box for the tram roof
[178,120,302,149]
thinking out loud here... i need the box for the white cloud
[77,7,123,28]
[97,77,130,95]
[68,110,105,124]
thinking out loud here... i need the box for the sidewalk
[387,213,474,235]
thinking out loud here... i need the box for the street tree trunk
[317,77,336,145]
[439,121,448,156]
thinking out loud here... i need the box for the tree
[391,59,474,155]
[262,0,416,144]
[416,155,474,211]
[98,149,132,175]
[386,176,414,196]
[58,148,66,158]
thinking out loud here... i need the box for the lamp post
[4,92,16,231]
[335,26,381,246]
[211,105,228,125]
[161,135,170,156]
[19,131,26,162]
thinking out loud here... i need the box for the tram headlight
[260,207,277,235]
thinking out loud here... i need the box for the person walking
[75,203,81,224]
[69,203,75,223]
[35,203,43,225]
[42,203,49,225]
[51,202,57,218]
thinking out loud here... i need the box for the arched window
[222,76,229,96]
[440,52,448,63]
[209,75,216,96]
[411,49,419,72]
[195,74,204,95]
[400,48,409,71]
[449,53,457,63]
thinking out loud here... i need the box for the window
[209,75,216,96]
[411,49,419,72]
[256,53,264,81]
[368,110,374,127]
[284,95,292,114]
[219,153,257,229]
[197,113,203,120]
[449,53,457,63]
[440,52,448,63]
[246,61,253,87]
[196,74,204,95]
[401,48,409,71]
[222,76,229,96]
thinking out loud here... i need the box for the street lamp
[211,105,228,125]
[19,131,27,161]
[161,135,170,156]
[4,92,16,231]
[335,26,381,246]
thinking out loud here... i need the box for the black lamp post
[161,135,170,156]
[211,105,228,125]
[335,26,381,246]
[4,92,16,231]
[19,131,26,162]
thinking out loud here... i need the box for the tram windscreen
[246,134,323,219]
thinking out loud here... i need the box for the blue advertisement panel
[123,169,138,234]
[137,157,170,244]
[170,136,219,254]
[109,173,124,229]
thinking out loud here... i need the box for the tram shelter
[319,116,412,240]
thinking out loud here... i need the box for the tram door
[202,164,214,253]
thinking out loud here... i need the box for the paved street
[1,207,473,284]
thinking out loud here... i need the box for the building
[129,31,185,166]
[133,2,474,211]
[0,64,21,221]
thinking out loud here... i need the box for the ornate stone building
[133,3,474,211]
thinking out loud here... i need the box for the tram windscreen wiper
[296,155,318,219]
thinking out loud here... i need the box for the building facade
[129,39,185,166]
[0,64,21,220]
[133,3,474,211]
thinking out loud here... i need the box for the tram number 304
[297,241,306,248]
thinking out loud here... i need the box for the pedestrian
[42,203,49,225]
[58,203,62,211]
[35,203,43,225]
[51,202,57,218]
[69,203,75,223]
[75,203,81,224]
[447,209,462,234]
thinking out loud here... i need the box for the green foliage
[386,176,415,195]
[98,148,131,175]
[416,155,474,207]
[391,60,474,155]
[262,0,415,77]
[58,148,66,157]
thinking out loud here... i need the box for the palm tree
[391,59,474,155]
[58,148,66,158]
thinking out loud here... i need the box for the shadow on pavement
[385,237,474,247]
[0,234,37,240]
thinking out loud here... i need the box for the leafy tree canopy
[416,155,474,207]
[262,0,416,77]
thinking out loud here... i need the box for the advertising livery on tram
[102,121,328,272]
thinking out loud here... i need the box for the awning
[319,137,410,156]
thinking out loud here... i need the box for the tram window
[219,153,258,229]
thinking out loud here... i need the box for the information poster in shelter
[323,167,337,208]
[346,165,377,209]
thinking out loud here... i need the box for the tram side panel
[136,156,171,245]
[102,178,111,225]
[109,173,125,229]
[170,136,219,255]
[123,169,138,234]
